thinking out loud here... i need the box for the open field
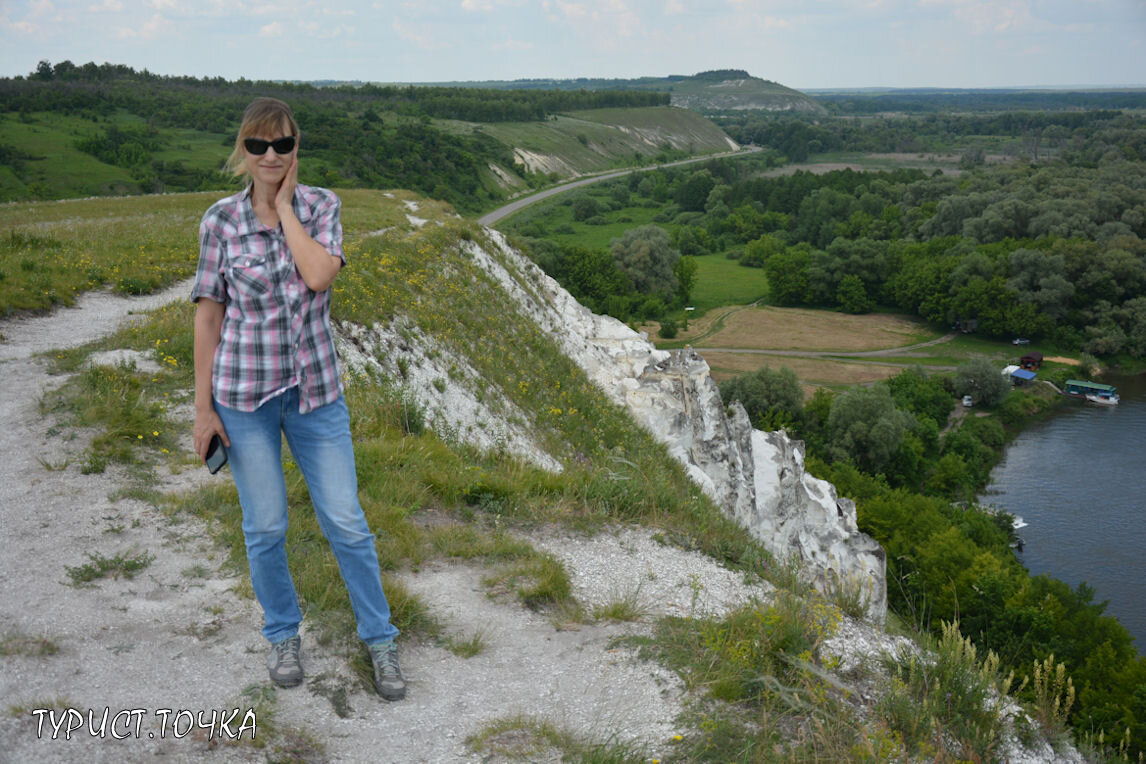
[688,257,767,313]
[651,304,1062,389]
[696,306,936,352]
[706,353,904,387]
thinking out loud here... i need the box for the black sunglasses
[243,136,296,155]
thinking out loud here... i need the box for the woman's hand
[274,155,299,219]
[193,408,230,463]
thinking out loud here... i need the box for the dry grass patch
[708,354,905,387]
[704,306,933,352]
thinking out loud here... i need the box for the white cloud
[297,20,354,39]
[554,1,586,19]
[8,19,38,34]
[392,18,446,50]
[664,0,684,14]
[952,0,1032,34]
[492,37,534,50]
[149,0,178,9]
[461,0,494,10]
[89,0,125,12]
[259,20,284,36]
[114,12,172,38]
[28,0,56,16]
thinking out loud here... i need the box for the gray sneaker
[267,635,303,688]
[368,641,406,701]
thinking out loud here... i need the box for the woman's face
[243,119,297,186]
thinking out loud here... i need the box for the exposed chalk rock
[335,228,888,623]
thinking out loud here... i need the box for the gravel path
[0,285,771,763]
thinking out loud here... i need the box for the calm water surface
[983,374,1146,654]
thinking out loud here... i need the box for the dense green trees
[954,358,1012,407]
[718,365,803,430]
[610,225,680,298]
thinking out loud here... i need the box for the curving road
[477,146,761,226]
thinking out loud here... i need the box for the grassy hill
[0,64,739,208]
[665,70,826,113]
[441,106,736,187]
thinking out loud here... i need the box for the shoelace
[371,644,400,677]
[273,638,300,669]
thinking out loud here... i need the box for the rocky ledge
[336,228,887,623]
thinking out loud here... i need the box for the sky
[1,0,1144,90]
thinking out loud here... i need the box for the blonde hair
[224,97,300,178]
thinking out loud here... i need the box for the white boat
[1085,392,1119,406]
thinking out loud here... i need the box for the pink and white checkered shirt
[192,184,345,414]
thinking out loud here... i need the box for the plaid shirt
[192,184,345,414]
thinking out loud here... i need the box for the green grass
[0,630,60,657]
[0,192,210,315]
[628,592,875,761]
[688,256,768,313]
[877,621,1013,761]
[0,112,141,200]
[453,107,732,180]
[467,713,650,763]
[65,549,155,584]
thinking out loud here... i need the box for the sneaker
[267,635,303,688]
[368,641,406,701]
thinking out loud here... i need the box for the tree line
[14,60,668,123]
[714,108,1140,162]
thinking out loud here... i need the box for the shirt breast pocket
[227,252,274,299]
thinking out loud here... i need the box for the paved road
[477,146,762,226]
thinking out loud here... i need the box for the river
[983,373,1146,654]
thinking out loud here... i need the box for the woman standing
[191,97,405,701]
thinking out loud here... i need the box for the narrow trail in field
[692,331,960,368]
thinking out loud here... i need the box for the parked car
[1012,337,1031,345]
[962,395,974,407]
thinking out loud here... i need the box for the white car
[962,395,974,407]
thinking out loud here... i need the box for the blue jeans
[216,388,399,646]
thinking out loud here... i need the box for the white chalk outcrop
[336,229,887,623]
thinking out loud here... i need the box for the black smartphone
[205,434,228,474]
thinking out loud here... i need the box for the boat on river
[1065,379,1120,405]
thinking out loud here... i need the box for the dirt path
[0,286,768,763]
[693,331,959,369]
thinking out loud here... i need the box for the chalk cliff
[336,229,887,623]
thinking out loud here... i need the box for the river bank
[982,372,1146,653]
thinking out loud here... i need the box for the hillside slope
[441,106,737,188]
[0,190,1078,762]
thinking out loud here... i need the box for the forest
[503,107,1146,757]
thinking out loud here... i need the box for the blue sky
[2,0,1144,89]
